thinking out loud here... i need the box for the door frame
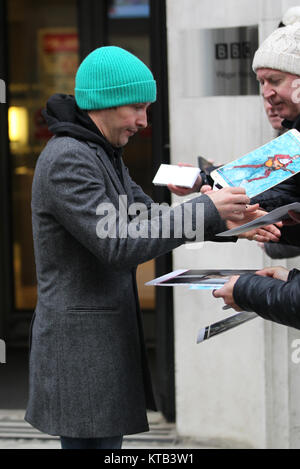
[0,0,13,340]
[149,0,175,422]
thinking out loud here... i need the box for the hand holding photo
[217,202,300,237]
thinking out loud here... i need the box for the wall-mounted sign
[181,26,259,97]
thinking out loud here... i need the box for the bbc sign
[181,26,259,97]
[216,42,252,60]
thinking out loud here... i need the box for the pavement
[0,349,221,450]
[0,348,220,449]
[0,410,217,450]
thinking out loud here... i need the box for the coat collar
[86,141,135,205]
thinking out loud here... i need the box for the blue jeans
[60,435,123,449]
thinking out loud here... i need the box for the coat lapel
[87,141,131,199]
[120,159,135,206]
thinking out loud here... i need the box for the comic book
[211,129,300,198]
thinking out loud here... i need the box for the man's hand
[168,163,202,196]
[206,187,250,222]
[212,276,242,311]
[255,266,289,282]
[226,204,282,243]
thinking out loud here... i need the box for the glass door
[8,0,79,315]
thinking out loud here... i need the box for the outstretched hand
[212,276,242,311]
[226,204,282,243]
[213,266,289,312]
[202,187,282,241]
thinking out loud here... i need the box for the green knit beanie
[75,46,157,110]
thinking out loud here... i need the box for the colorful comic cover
[211,129,300,198]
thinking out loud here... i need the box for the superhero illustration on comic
[213,131,300,198]
[233,154,300,182]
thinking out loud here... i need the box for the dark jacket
[233,269,300,330]
[25,94,229,438]
[264,242,300,259]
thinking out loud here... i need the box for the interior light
[8,106,29,145]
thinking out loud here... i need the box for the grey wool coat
[25,135,228,438]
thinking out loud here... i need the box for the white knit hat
[282,6,300,26]
[252,22,300,75]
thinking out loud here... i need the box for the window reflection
[7,0,154,313]
[8,0,78,310]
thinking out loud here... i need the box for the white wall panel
[167,0,300,448]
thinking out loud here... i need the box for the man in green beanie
[25,46,253,449]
